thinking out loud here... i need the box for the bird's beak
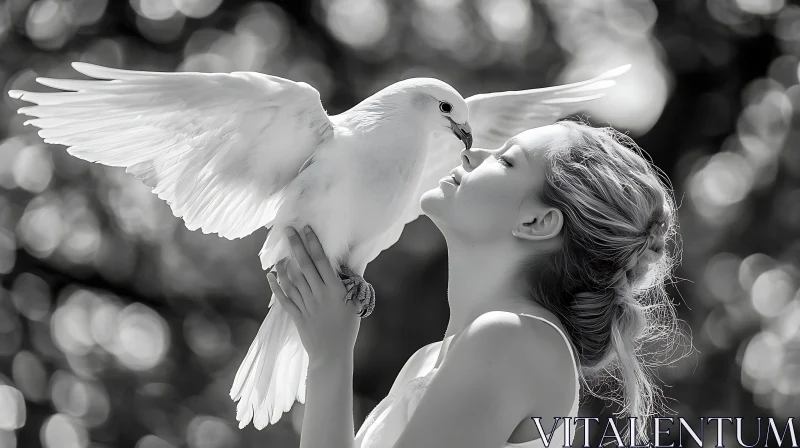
[448,118,472,150]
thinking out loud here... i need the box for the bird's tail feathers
[230,296,308,429]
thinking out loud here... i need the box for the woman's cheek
[467,176,516,205]
[460,179,517,221]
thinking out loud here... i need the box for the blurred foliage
[0,0,799,447]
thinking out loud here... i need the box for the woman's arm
[268,226,360,448]
[301,355,356,448]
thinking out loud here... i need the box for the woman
[268,120,680,448]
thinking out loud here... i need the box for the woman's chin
[420,188,448,217]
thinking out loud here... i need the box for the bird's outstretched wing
[466,64,631,149]
[10,63,334,239]
[362,65,631,264]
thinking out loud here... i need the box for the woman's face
[421,125,568,242]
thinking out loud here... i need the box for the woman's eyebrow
[504,138,518,149]
[514,144,534,166]
[496,141,516,157]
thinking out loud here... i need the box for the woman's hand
[267,225,361,367]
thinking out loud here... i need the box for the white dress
[355,314,581,448]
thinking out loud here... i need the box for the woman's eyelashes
[493,153,513,167]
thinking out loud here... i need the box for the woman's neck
[442,237,530,338]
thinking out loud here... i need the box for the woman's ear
[512,207,563,241]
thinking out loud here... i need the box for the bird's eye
[494,153,512,167]
[439,101,453,113]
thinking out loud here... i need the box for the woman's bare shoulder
[452,310,577,413]
[466,309,575,364]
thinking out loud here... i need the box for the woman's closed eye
[493,153,513,167]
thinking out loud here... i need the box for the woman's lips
[449,169,462,185]
[439,176,458,188]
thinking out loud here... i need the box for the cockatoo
[9,62,630,429]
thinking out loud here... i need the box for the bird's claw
[339,265,375,318]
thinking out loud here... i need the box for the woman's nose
[460,148,490,171]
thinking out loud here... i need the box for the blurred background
[0,0,799,447]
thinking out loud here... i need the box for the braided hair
[521,120,682,444]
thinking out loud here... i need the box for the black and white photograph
[0,0,798,447]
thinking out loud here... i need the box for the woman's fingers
[302,225,339,285]
[276,259,306,315]
[285,227,324,293]
[287,256,315,306]
[268,272,302,321]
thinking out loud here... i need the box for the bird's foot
[338,265,375,318]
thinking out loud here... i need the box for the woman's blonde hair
[523,120,685,444]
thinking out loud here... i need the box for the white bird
[9,62,630,429]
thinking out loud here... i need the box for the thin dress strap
[503,313,581,448]
[517,313,580,408]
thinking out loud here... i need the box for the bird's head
[384,78,472,150]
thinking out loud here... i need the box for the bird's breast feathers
[330,126,425,205]
[282,123,428,242]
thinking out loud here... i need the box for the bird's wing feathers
[466,64,631,149]
[361,65,631,264]
[9,62,334,239]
